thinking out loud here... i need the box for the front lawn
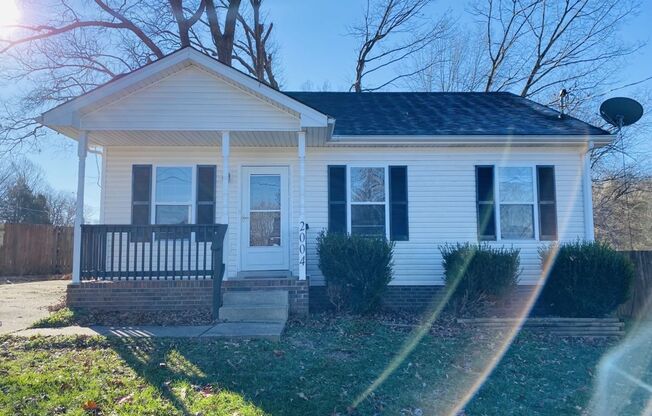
[1,316,650,415]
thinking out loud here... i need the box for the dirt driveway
[0,280,68,334]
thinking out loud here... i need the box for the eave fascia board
[328,134,614,146]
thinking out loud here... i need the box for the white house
[39,47,612,317]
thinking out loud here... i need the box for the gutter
[327,134,614,147]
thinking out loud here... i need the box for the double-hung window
[328,165,409,240]
[476,165,557,241]
[154,166,193,225]
[349,166,388,237]
[497,167,536,239]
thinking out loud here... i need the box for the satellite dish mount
[598,96,644,250]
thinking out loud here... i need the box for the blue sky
[18,0,652,220]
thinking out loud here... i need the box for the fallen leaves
[82,400,100,414]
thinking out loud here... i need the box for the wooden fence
[618,250,652,319]
[0,223,73,276]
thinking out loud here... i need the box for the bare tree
[300,80,333,92]
[349,0,450,92]
[232,0,279,88]
[0,0,281,153]
[469,0,642,99]
[594,176,652,250]
[406,0,641,101]
[473,0,539,92]
[46,190,77,226]
[406,30,487,92]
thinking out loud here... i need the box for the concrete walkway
[11,322,285,341]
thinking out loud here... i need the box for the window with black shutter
[196,165,216,241]
[328,165,347,233]
[536,166,558,240]
[476,165,496,241]
[389,166,409,241]
[131,165,152,242]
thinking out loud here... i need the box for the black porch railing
[80,224,227,281]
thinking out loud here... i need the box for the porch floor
[11,321,285,341]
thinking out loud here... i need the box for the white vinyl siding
[81,66,300,131]
[102,145,587,285]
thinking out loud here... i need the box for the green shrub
[316,231,394,314]
[539,241,634,317]
[440,243,520,316]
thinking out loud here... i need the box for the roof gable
[80,65,299,131]
[40,47,329,130]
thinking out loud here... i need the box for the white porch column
[298,131,307,280]
[72,131,88,284]
[221,131,230,278]
[582,141,595,241]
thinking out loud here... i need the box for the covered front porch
[76,135,314,284]
[38,48,331,316]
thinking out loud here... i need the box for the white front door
[241,166,290,271]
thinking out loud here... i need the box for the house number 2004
[299,221,307,266]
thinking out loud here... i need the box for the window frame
[346,165,390,239]
[494,164,540,241]
[151,165,197,226]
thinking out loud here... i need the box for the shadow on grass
[103,318,420,415]
[108,337,195,415]
[96,316,643,416]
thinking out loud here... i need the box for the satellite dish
[598,96,643,251]
[599,97,643,128]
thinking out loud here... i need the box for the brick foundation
[68,280,539,317]
[67,278,309,316]
[310,284,541,316]
[309,285,447,312]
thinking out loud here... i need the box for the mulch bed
[74,309,216,326]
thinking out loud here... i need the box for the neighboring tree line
[594,177,652,250]
[0,158,78,226]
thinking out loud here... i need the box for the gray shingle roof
[284,91,609,136]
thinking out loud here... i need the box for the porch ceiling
[54,127,332,147]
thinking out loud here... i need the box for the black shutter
[196,165,216,242]
[537,166,558,240]
[328,165,347,233]
[131,165,152,242]
[132,165,152,225]
[475,165,496,241]
[389,166,409,241]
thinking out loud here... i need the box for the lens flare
[351,139,595,414]
[0,0,20,29]
[588,299,652,415]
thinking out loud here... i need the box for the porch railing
[80,224,227,281]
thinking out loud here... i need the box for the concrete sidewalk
[10,322,285,341]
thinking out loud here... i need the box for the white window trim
[346,165,390,239]
[494,164,540,242]
[151,165,197,225]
